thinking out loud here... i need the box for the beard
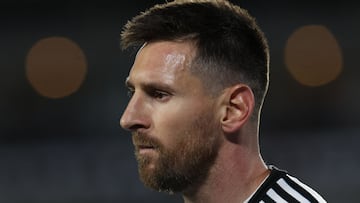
[132,113,221,194]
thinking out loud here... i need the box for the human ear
[220,84,255,133]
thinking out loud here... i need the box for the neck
[182,136,269,203]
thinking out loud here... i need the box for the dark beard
[132,115,221,193]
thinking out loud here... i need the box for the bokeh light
[285,25,343,86]
[26,37,87,99]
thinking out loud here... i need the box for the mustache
[132,132,162,149]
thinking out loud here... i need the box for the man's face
[120,41,222,193]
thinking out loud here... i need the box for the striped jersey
[247,166,326,203]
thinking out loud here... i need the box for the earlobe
[220,85,255,133]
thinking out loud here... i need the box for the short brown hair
[121,0,269,115]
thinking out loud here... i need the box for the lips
[132,132,160,154]
[136,145,158,156]
[137,145,155,150]
[134,141,157,150]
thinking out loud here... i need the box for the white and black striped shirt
[247,166,326,203]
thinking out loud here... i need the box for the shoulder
[248,165,327,203]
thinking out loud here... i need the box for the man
[119,0,326,202]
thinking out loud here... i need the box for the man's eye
[150,90,169,100]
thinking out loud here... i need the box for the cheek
[152,103,204,146]
[152,110,189,147]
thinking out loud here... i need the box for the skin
[120,40,269,203]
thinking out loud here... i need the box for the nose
[120,93,150,131]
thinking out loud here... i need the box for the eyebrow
[125,78,175,95]
[125,77,175,93]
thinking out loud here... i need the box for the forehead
[128,41,196,82]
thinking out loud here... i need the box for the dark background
[0,0,359,202]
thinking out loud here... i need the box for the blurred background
[0,0,359,202]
